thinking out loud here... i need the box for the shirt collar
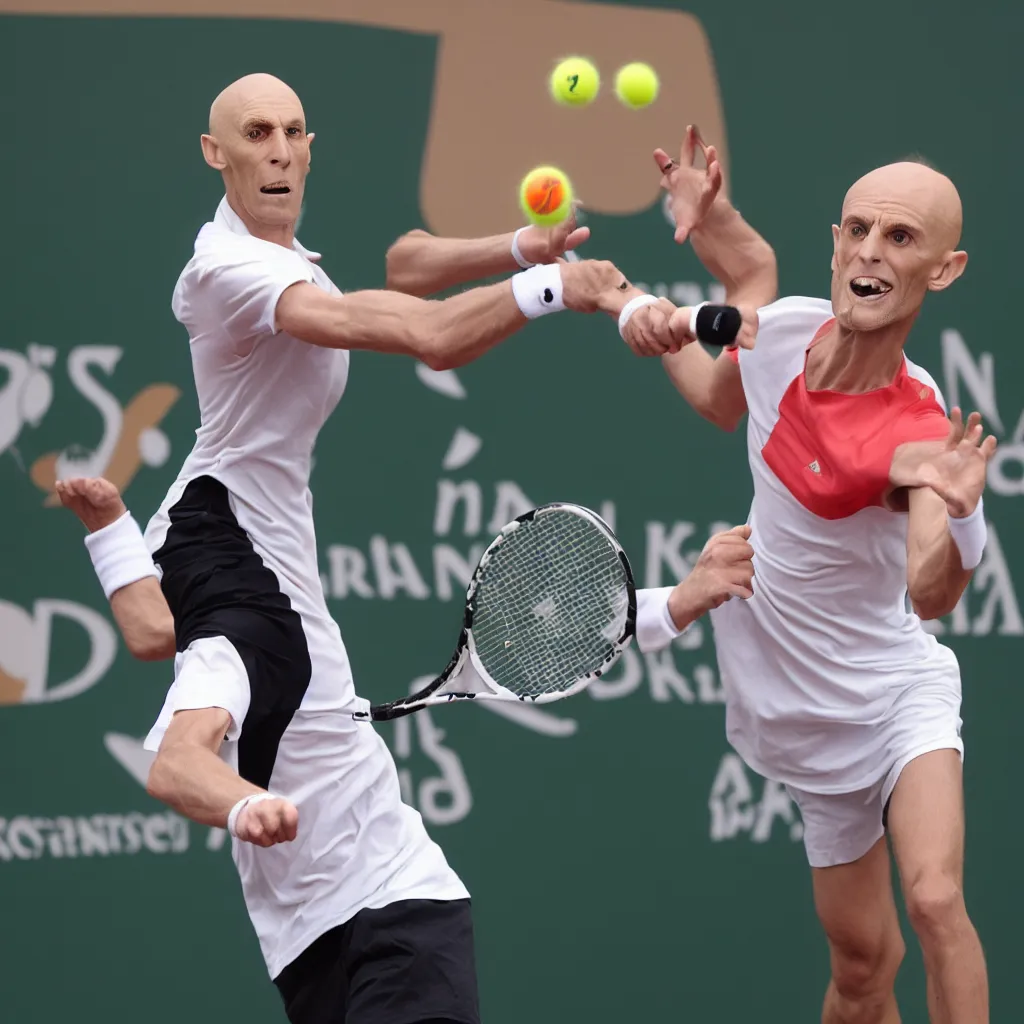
[214,195,322,262]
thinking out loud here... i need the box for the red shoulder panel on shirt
[761,363,949,521]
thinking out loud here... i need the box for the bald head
[830,161,967,334]
[201,74,312,246]
[843,162,963,250]
[208,73,304,138]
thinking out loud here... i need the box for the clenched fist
[668,524,755,627]
[234,796,299,848]
[56,477,127,533]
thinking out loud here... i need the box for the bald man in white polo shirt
[55,73,756,1024]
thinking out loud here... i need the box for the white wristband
[83,510,159,600]
[511,264,565,318]
[947,497,987,570]
[617,294,660,340]
[689,301,709,336]
[227,792,277,839]
[634,587,683,654]
[511,227,535,269]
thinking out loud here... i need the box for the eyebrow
[240,116,305,134]
[842,213,922,234]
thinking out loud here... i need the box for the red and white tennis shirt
[709,297,963,794]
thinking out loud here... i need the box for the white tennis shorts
[786,707,964,869]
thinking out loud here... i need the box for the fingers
[946,407,964,447]
[726,524,752,539]
[681,124,697,167]
[653,147,673,182]
[563,226,591,251]
[238,799,299,847]
[625,305,673,357]
[980,434,998,460]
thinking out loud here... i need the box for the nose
[268,128,291,168]
[858,225,883,264]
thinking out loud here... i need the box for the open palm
[653,125,723,244]
[890,409,997,517]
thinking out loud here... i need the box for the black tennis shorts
[274,898,480,1024]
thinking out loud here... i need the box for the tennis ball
[615,62,659,109]
[550,57,600,106]
[519,166,574,227]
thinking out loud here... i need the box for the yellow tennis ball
[615,62,659,109]
[550,57,600,106]
[519,166,574,227]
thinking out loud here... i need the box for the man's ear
[928,250,968,292]
[201,134,226,171]
[831,224,840,274]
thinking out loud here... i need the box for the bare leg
[887,749,988,1024]
[813,837,905,1024]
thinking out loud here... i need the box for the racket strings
[470,511,629,698]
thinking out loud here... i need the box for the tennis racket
[353,502,636,722]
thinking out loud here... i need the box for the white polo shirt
[143,197,468,980]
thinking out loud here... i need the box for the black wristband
[695,304,742,346]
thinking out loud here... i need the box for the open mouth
[260,183,291,195]
[849,276,892,299]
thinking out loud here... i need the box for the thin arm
[689,196,778,309]
[276,279,526,371]
[906,486,973,620]
[109,578,176,661]
[385,229,522,297]
[659,197,775,432]
[277,272,645,371]
[146,708,262,828]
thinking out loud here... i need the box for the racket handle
[352,701,422,723]
[693,304,742,346]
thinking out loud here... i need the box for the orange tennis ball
[519,165,574,227]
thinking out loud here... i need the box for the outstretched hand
[890,408,997,517]
[653,125,723,244]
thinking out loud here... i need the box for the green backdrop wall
[3,3,1023,1021]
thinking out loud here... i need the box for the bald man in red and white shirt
[638,129,994,1024]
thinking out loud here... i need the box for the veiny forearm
[147,743,261,828]
[110,577,176,661]
[385,229,521,297]
[689,197,777,309]
[278,280,528,369]
[906,487,973,619]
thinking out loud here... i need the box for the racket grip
[693,304,742,346]
[353,702,421,723]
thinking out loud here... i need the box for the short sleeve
[185,238,316,343]
[143,637,251,752]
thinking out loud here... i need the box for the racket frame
[354,502,636,722]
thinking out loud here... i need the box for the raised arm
[656,126,777,308]
[649,127,778,431]
[890,410,996,619]
[385,213,589,297]
[277,258,652,369]
[56,478,175,661]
